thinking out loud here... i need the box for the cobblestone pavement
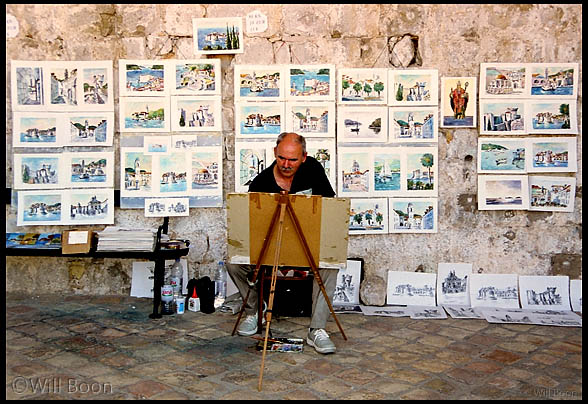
[6,293,582,400]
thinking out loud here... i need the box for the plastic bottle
[188,288,200,312]
[161,285,174,315]
[214,260,227,309]
[175,294,185,314]
[169,258,183,297]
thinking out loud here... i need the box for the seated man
[226,132,338,354]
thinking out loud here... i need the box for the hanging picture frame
[78,60,114,110]
[477,137,527,174]
[64,112,114,146]
[235,101,285,138]
[11,60,46,111]
[286,64,335,101]
[403,147,438,197]
[193,17,244,55]
[528,175,576,212]
[63,151,114,188]
[143,136,172,155]
[348,198,389,235]
[285,101,335,137]
[439,76,476,128]
[479,100,526,135]
[120,147,154,197]
[526,137,577,173]
[389,198,438,233]
[119,97,170,133]
[13,153,64,190]
[337,68,388,104]
[17,189,63,226]
[118,59,171,97]
[389,106,438,143]
[189,146,223,196]
[388,69,438,106]
[306,139,336,191]
[337,147,371,197]
[171,58,221,95]
[234,141,273,193]
[528,62,579,99]
[62,188,114,225]
[170,95,222,132]
[234,65,285,101]
[337,106,388,143]
[12,112,63,148]
[477,174,529,210]
[155,151,190,197]
[527,100,578,135]
[479,63,527,98]
[372,148,402,196]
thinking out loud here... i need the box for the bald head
[276,132,306,155]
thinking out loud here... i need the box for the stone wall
[5,4,582,298]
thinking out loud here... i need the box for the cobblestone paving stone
[5,293,582,400]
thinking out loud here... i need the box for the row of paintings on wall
[477,174,576,212]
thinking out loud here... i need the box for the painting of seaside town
[405,148,437,196]
[389,107,438,143]
[193,17,244,55]
[348,198,388,234]
[120,97,169,132]
[14,154,61,189]
[235,65,283,100]
[13,113,60,147]
[373,150,401,195]
[63,189,113,225]
[436,263,472,306]
[528,101,577,134]
[479,101,526,135]
[338,68,387,104]
[65,152,113,188]
[121,148,153,195]
[387,271,437,306]
[81,64,112,107]
[158,152,188,195]
[519,275,571,311]
[477,175,529,210]
[236,102,284,137]
[286,102,334,137]
[287,65,335,100]
[440,77,476,128]
[529,175,576,212]
[389,198,437,233]
[337,106,388,142]
[17,190,63,226]
[12,62,44,109]
[477,138,526,173]
[529,63,578,98]
[174,59,220,95]
[527,137,577,173]
[388,69,438,106]
[191,148,222,195]
[48,66,78,107]
[235,142,271,192]
[479,63,526,98]
[171,96,221,132]
[469,273,520,309]
[337,149,371,196]
[66,113,113,146]
[307,141,336,189]
[119,60,166,96]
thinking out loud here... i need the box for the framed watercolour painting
[477,138,526,174]
[389,198,438,233]
[62,188,114,225]
[17,190,63,226]
[78,61,114,110]
[337,106,388,143]
[64,112,114,146]
[526,137,577,173]
[156,152,190,197]
[404,147,438,197]
[477,175,529,210]
[527,100,578,135]
[387,271,437,306]
[337,148,371,197]
[120,147,153,197]
[479,63,526,98]
[13,153,63,190]
[235,101,285,138]
[479,100,526,135]
[193,17,244,55]
[234,65,285,101]
[373,148,402,196]
[170,96,222,132]
[285,102,335,137]
[440,77,476,128]
[11,60,45,111]
[528,63,579,98]
[171,59,221,95]
[519,275,571,311]
[63,151,114,188]
[389,107,438,143]
[119,97,170,133]
[12,112,63,148]
[189,147,223,196]
[338,68,387,104]
[118,60,170,97]
[469,273,520,309]
[234,141,273,193]
[529,175,576,212]
[306,139,336,191]
[388,69,438,106]
[348,198,389,235]
[286,64,335,101]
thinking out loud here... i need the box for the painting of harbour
[13,65,44,107]
[479,101,525,134]
[338,150,370,196]
[191,148,221,194]
[529,175,575,212]
[120,98,168,132]
[122,62,165,94]
[16,155,60,188]
[528,101,577,134]
[478,138,526,173]
[337,106,388,142]
[287,65,334,100]
[338,68,387,104]
[17,191,62,226]
[69,155,109,185]
[348,198,388,234]
[529,64,577,97]
[528,137,576,172]
[236,102,283,137]
[480,64,526,97]
[14,114,58,146]
[49,67,78,106]
[236,66,282,99]
[389,198,437,233]
[65,189,113,225]
[158,152,188,194]
[122,149,152,194]
[193,17,243,55]
[174,60,220,94]
[477,175,529,210]
[373,151,401,193]
[390,107,437,142]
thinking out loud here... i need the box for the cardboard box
[61,230,93,254]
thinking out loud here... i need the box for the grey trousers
[226,262,338,330]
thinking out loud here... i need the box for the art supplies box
[255,337,304,353]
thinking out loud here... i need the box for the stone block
[550,253,581,278]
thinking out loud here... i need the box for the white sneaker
[237,302,267,336]
[307,328,336,354]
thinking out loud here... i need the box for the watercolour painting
[348,198,388,235]
[527,100,577,134]
[172,59,221,95]
[234,65,284,101]
[338,68,388,104]
[570,279,582,312]
[386,271,437,306]
[388,69,438,106]
[526,137,577,173]
[190,147,223,196]
[193,17,244,55]
[63,151,114,188]
[145,197,190,217]
[436,263,472,306]
[46,64,79,109]
[171,96,222,132]
[143,136,171,155]
[12,112,62,148]
[286,102,335,137]
[337,106,388,143]
[11,61,45,110]
[286,64,335,101]
[389,198,437,233]
[404,147,438,197]
[479,100,526,135]
[477,175,529,210]
[118,60,170,97]
[306,140,336,190]
[528,175,576,212]
[120,147,153,197]
[519,275,571,311]
[333,259,363,305]
[528,63,579,98]
[477,138,527,174]
[469,273,520,309]
[17,190,63,226]
[479,63,526,98]
[62,188,114,225]
[235,101,285,138]
[157,152,189,196]
[119,97,170,133]
[373,149,402,196]
[79,62,114,110]
[234,141,273,192]
[389,107,438,143]
[440,77,476,128]
[64,112,114,146]
[337,148,371,197]
[13,153,63,190]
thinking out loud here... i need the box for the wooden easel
[231,191,347,391]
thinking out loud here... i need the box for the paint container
[188,288,200,312]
